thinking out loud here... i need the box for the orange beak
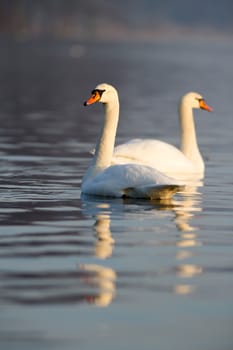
[199,99,213,112]
[84,90,101,106]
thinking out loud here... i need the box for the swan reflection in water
[93,204,115,259]
[80,201,116,307]
[2,184,202,307]
[80,180,204,306]
[172,180,204,295]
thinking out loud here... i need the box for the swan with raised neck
[83,83,119,182]
[179,92,212,173]
[112,91,213,178]
[81,83,184,199]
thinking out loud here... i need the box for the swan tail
[123,184,184,200]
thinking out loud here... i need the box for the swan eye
[91,90,97,97]
[198,98,205,105]
[93,89,106,97]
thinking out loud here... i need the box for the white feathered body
[113,138,201,176]
[81,163,182,198]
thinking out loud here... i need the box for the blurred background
[0,0,233,40]
[0,0,232,147]
[0,3,233,350]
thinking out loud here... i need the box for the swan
[81,83,184,200]
[112,92,213,179]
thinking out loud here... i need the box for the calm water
[0,37,233,350]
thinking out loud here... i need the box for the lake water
[0,37,233,350]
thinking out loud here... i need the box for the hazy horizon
[0,0,232,40]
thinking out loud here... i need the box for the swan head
[84,83,118,106]
[180,92,213,112]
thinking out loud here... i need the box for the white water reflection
[81,182,204,304]
[80,264,117,307]
[93,204,115,259]
[0,183,204,306]
[80,202,116,307]
[174,182,203,295]
[174,183,203,247]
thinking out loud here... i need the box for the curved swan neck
[179,102,202,165]
[93,99,120,171]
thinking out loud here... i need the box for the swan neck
[179,102,200,160]
[93,100,119,171]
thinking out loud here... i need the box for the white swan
[81,83,184,199]
[112,92,213,179]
